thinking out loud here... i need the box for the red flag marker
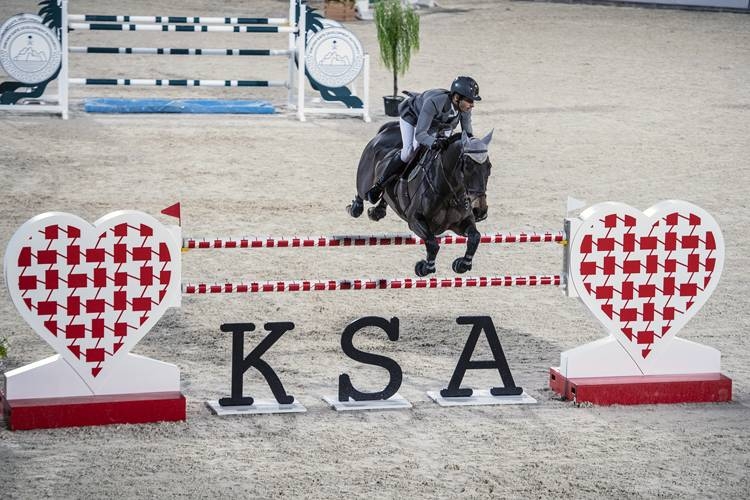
[161,202,181,226]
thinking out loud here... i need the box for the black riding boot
[366,155,406,203]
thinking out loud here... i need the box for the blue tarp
[84,98,276,114]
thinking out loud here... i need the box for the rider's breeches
[398,118,420,162]
[398,118,451,162]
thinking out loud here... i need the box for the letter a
[441,316,523,398]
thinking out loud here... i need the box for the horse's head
[420,131,492,223]
[457,130,493,222]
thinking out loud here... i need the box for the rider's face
[457,97,474,113]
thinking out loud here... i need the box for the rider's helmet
[450,76,481,102]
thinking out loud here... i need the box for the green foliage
[374,0,420,96]
[0,337,7,359]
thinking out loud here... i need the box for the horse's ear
[461,130,470,146]
[481,129,494,146]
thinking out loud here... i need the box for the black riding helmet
[450,76,481,102]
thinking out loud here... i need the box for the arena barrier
[0,201,733,428]
[0,0,371,121]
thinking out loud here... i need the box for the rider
[365,75,482,204]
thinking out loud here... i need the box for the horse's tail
[355,134,388,198]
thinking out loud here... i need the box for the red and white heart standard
[568,201,724,371]
[4,211,180,385]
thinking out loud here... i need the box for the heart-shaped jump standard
[568,201,724,373]
[4,211,181,390]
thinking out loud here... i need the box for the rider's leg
[366,154,403,203]
[366,120,415,203]
[399,119,416,162]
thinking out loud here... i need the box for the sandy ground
[1,0,749,497]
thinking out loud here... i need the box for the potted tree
[374,0,420,116]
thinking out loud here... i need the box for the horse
[346,122,493,277]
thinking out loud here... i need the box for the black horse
[347,122,493,276]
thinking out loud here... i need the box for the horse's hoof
[346,199,364,218]
[415,260,436,277]
[452,257,472,274]
[368,206,387,221]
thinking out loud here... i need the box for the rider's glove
[431,137,449,151]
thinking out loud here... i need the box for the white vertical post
[287,0,295,108]
[60,0,69,119]
[562,218,579,298]
[296,0,306,121]
[362,54,371,122]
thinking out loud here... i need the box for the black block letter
[219,322,295,406]
[441,316,523,398]
[338,316,402,402]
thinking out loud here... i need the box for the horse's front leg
[452,224,480,273]
[415,235,439,277]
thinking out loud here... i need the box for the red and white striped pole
[182,231,565,250]
[183,275,562,294]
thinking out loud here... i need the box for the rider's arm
[460,111,474,137]
[414,95,441,148]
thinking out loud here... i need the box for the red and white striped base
[183,275,562,294]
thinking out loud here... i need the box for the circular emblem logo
[305,27,364,88]
[0,14,61,84]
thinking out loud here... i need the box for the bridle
[462,148,490,197]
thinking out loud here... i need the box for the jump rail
[69,47,292,56]
[68,15,288,25]
[183,275,563,294]
[182,231,566,249]
[62,0,310,119]
[63,0,369,121]
[69,78,287,87]
[68,23,297,33]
